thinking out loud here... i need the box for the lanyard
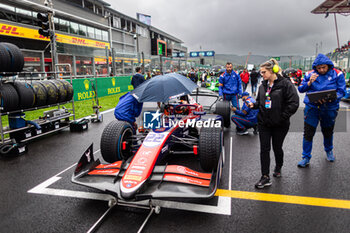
[266,85,272,97]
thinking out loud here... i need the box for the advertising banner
[0,22,110,49]
[72,76,133,101]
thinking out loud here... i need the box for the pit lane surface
[1,92,350,233]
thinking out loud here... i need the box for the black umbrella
[131,73,198,102]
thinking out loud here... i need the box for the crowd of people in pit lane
[113,54,346,190]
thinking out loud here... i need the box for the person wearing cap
[231,92,258,135]
[248,59,299,189]
[297,54,346,168]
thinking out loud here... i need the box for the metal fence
[279,51,350,81]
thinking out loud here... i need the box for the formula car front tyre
[199,127,222,172]
[215,100,231,128]
[100,120,134,163]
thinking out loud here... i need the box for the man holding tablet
[297,54,346,167]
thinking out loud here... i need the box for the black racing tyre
[215,100,231,128]
[0,44,11,73]
[199,127,223,172]
[12,81,35,109]
[58,79,74,102]
[0,83,19,112]
[30,81,47,107]
[41,80,58,105]
[50,80,67,103]
[1,43,24,72]
[100,120,134,163]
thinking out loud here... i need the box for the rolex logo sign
[77,79,95,100]
[84,79,90,90]
[108,77,120,94]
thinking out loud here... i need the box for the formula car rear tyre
[100,120,134,163]
[199,127,222,172]
[215,100,231,128]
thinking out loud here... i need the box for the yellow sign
[83,79,90,90]
[107,86,120,94]
[57,33,110,49]
[94,57,112,64]
[0,22,110,49]
[77,91,95,101]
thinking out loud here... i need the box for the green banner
[72,76,133,101]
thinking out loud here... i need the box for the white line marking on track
[100,109,114,114]
[53,164,77,177]
[229,137,232,190]
[51,149,100,177]
[28,147,232,216]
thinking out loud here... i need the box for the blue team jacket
[234,96,258,123]
[219,70,242,96]
[114,92,143,124]
[298,54,346,110]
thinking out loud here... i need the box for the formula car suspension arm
[170,134,198,148]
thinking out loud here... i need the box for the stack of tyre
[0,42,74,112]
[0,80,74,112]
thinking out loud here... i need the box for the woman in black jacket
[248,59,299,189]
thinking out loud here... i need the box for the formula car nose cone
[131,73,198,102]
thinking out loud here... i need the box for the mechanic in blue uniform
[298,54,346,167]
[231,92,258,135]
[219,62,243,110]
[131,67,145,89]
[114,92,143,131]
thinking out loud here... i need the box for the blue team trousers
[223,94,240,110]
[302,105,338,159]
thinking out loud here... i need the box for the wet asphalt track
[0,90,350,233]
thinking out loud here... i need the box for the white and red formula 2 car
[72,91,230,201]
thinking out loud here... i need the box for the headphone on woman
[269,60,280,73]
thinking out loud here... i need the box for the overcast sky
[109,0,350,57]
